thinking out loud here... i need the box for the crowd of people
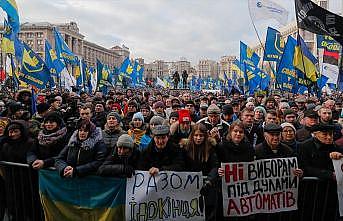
[0,87,343,220]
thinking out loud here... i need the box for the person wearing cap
[97,134,140,178]
[0,120,36,163]
[91,102,107,129]
[281,122,299,152]
[153,100,166,118]
[198,104,208,120]
[254,106,266,125]
[264,97,277,111]
[170,109,193,146]
[27,112,68,170]
[122,99,139,131]
[197,104,230,142]
[283,109,302,130]
[138,125,185,176]
[231,100,241,119]
[184,100,199,122]
[296,109,319,142]
[221,104,235,124]
[168,111,179,125]
[102,111,125,154]
[127,112,151,152]
[55,120,106,178]
[298,123,343,220]
[147,115,165,137]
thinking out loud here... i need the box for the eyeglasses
[282,130,294,134]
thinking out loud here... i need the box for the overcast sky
[13,0,343,65]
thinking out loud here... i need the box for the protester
[55,120,106,177]
[102,111,125,154]
[127,112,151,151]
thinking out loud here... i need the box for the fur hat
[117,134,134,149]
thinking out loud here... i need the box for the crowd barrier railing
[0,161,342,221]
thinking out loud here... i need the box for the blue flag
[20,43,52,89]
[264,27,284,62]
[0,0,20,34]
[240,41,260,72]
[54,27,78,64]
[276,36,298,92]
[317,75,329,89]
[45,40,65,77]
[14,35,23,62]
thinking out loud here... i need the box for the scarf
[38,127,67,146]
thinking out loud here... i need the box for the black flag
[295,0,343,45]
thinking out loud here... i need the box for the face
[14,110,24,118]
[320,108,332,123]
[80,108,92,120]
[232,105,240,113]
[241,111,254,127]
[254,110,264,120]
[155,106,164,114]
[185,104,195,114]
[78,129,89,141]
[266,101,275,109]
[169,117,178,125]
[183,93,191,102]
[95,104,104,113]
[280,106,288,113]
[200,109,207,118]
[264,132,281,148]
[282,127,295,142]
[141,109,150,118]
[193,130,205,145]
[44,120,58,131]
[133,119,143,128]
[304,117,318,127]
[126,90,133,97]
[107,116,118,128]
[117,146,131,156]
[208,114,220,125]
[314,131,333,145]
[53,100,61,109]
[154,135,169,149]
[8,128,21,140]
[0,102,5,112]
[265,113,277,124]
[180,121,191,132]
[95,92,103,99]
[231,125,244,144]
[285,114,296,124]
[325,101,335,110]
[165,99,172,107]
[291,106,299,112]
[274,96,281,103]
[127,105,137,113]
[246,102,255,110]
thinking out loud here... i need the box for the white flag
[60,68,76,92]
[321,63,339,84]
[248,0,289,25]
[156,77,166,88]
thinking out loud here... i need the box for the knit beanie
[107,111,122,123]
[149,116,164,126]
[280,122,296,133]
[132,112,144,122]
[254,106,267,116]
[116,134,134,149]
[207,104,220,115]
[169,111,179,119]
[178,109,191,123]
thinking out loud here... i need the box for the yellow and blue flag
[231,59,244,78]
[45,40,65,77]
[120,57,133,76]
[39,170,125,221]
[53,27,78,64]
[96,59,112,92]
[0,0,20,34]
[293,35,318,82]
[240,41,260,69]
[1,19,15,54]
[73,58,82,88]
[20,43,52,89]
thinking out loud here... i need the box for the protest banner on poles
[221,157,299,217]
[126,171,205,221]
[332,159,343,216]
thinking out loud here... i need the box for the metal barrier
[0,161,44,221]
[0,161,342,221]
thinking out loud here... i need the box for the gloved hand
[200,180,212,196]
[123,166,135,177]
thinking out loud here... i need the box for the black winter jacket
[217,139,255,163]
[255,141,294,160]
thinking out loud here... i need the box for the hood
[68,127,103,150]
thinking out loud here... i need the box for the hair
[266,110,277,117]
[77,119,95,133]
[185,123,213,163]
[226,121,245,141]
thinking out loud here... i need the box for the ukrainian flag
[0,0,19,34]
[293,35,318,82]
[39,170,126,221]
[1,19,15,54]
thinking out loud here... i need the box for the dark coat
[27,127,68,168]
[55,127,106,177]
[102,125,125,154]
[138,139,185,171]
[97,148,140,177]
[0,120,36,163]
[255,141,294,160]
[91,112,107,129]
[197,117,230,141]
[245,123,264,147]
[298,137,343,180]
[296,126,312,142]
[217,138,255,163]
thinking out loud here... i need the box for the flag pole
[248,2,281,94]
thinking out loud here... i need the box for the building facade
[0,21,129,69]
[219,55,237,80]
[197,59,219,79]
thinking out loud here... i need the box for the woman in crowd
[102,111,125,154]
[280,122,299,153]
[216,121,255,220]
[97,134,140,178]
[127,112,151,152]
[27,112,68,169]
[181,123,219,221]
[55,120,106,178]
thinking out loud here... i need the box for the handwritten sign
[332,159,343,216]
[221,158,299,217]
[126,171,205,221]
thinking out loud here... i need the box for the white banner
[248,0,289,25]
[221,158,299,217]
[332,159,343,216]
[126,171,205,221]
[321,63,339,84]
